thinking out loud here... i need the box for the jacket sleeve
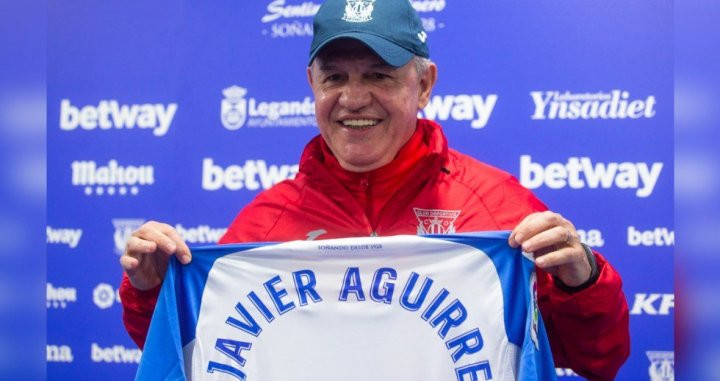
[119,274,160,349]
[537,251,630,381]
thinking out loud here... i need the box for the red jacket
[121,119,629,380]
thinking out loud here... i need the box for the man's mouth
[340,119,381,129]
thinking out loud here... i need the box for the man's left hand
[509,211,591,287]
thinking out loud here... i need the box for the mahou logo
[530,90,657,120]
[71,160,154,196]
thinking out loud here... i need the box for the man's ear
[418,62,438,109]
[307,66,314,88]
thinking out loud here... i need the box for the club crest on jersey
[413,208,460,234]
[647,351,674,381]
[342,0,375,23]
[221,85,248,130]
[112,218,145,255]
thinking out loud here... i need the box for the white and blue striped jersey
[136,232,556,381]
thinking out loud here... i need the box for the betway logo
[530,90,656,120]
[91,343,141,364]
[47,283,77,309]
[631,293,674,315]
[72,160,154,196]
[419,94,497,129]
[628,226,674,247]
[175,224,226,243]
[519,155,663,198]
[202,158,299,191]
[46,226,83,248]
[59,99,176,137]
[576,229,604,247]
[47,345,74,363]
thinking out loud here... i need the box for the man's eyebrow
[318,64,339,71]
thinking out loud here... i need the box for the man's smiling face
[308,39,436,172]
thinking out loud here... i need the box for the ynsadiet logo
[419,93,497,129]
[221,85,315,129]
[530,90,657,120]
[414,208,460,234]
[647,351,674,381]
[113,218,145,255]
[59,99,177,137]
[72,160,154,196]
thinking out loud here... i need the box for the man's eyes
[368,72,392,80]
[323,74,344,82]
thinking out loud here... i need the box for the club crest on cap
[342,0,375,23]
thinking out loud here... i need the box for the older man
[120,0,629,379]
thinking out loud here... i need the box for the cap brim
[309,32,415,67]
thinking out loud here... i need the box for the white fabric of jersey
[136,232,556,381]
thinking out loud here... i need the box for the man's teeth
[342,119,379,127]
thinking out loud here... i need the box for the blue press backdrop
[47,1,673,380]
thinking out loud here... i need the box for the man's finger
[534,246,577,269]
[509,212,542,247]
[134,225,177,255]
[119,255,139,272]
[512,211,566,246]
[521,225,571,253]
[125,236,157,258]
[166,228,192,265]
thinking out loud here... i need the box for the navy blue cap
[309,0,430,67]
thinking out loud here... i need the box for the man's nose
[338,80,372,111]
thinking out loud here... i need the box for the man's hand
[119,221,192,290]
[509,211,592,287]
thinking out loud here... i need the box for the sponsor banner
[519,155,663,198]
[646,351,674,381]
[47,226,83,249]
[529,90,657,120]
[59,99,177,137]
[112,218,146,255]
[576,228,605,248]
[47,283,77,309]
[221,85,316,129]
[259,0,446,38]
[93,283,122,310]
[418,93,497,129]
[630,293,674,316]
[627,226,674,247]
[72,160,154,196]
[202,158,298,191]
[91,343,142,364]
[47,345,74,363]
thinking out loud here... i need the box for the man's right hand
[119,221,192,291]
